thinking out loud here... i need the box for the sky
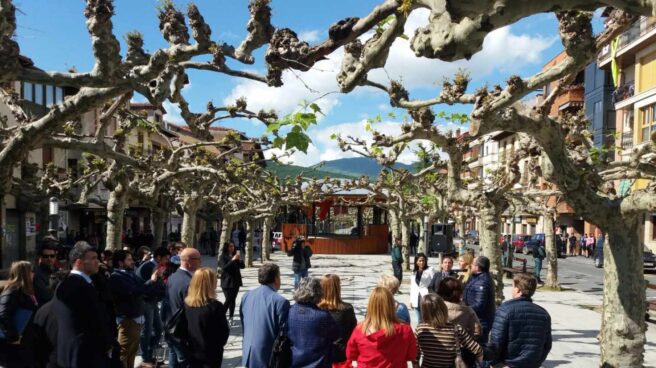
[14,0,602,166]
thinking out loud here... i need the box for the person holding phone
[218,241,245,326]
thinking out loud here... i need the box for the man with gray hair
[53,241,112,367]
[240,262,290,367]
[463,255,496,342]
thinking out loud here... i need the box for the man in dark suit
[52,241,112,368]
[428,256,457,293]
[240,262,290,368]
[161,247,201,368]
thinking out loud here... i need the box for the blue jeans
[534,258,543,281]
[293,269,308,289]
[140,301,162,362]
[165,335,187,368]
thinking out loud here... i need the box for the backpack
[537,244,546,259]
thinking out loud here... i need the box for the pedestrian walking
[288,277,339,368]
[568,234,577,256]
[501,234,511,267]
[287,237,312,289]
[533,240,546,284]
[53,241,112,367]
[240,263,290,368]
[580,234,586,257]
[377,275,411,324]
[463,256,496,342]
[184,268,230,368]
[391,236,404,283]
[0,261,38,367]
[162,248,202,368]
[586,234,595,259]
[488,273,552,367]
[346,287,417,367]
[109,250,163,368]
[318,274,358,368]
[410,253,435,323]
[415,294,483,368]
[218,241,244,326]
[136,246,169,367]
[428,256,457,293]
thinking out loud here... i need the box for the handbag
[268,325,292,368]
[164,306,190,353]
[454,327,468,368]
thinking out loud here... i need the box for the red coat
[346,322,417,368]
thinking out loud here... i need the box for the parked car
[466,230,479,245]
[272,231,283,250]
[522,233,544,255]
[512,234,532,253]
[594,246,656,272]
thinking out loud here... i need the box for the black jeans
[392,261,403,283]
[222,287,240,318]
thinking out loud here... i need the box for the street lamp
[49,197,59,236]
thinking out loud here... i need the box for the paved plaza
[192,251,656,368]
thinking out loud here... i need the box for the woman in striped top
[415,294,483,368]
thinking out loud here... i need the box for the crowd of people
[0,231,552,368]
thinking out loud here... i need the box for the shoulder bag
[268,324,292,368]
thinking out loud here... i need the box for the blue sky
[15,1,596,166]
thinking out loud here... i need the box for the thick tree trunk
[218,216,232,254]
[105,177,129,251]
[261,216,272,262]
[479,205,504,305]
[181,194,201,247]
[457,212,466,239]
[244,220,254,267]
[389,210,399,242]
[152,209,165,249]
[600,220,646,367]
[401,219,411,271]
[416,218,426,255]
[543,212,559,289]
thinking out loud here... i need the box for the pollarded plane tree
[340,6,646,366]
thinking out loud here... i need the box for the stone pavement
[145,251,656,367]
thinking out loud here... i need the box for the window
[45,85,54,107]
[55,87,63,104]
[68,159,78,179]
[640,103,656,142]
[624,110,634,130]
[34,83,43,105]
[22,82,33,102]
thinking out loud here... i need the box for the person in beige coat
[436,276,482,367]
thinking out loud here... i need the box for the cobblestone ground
[140,251,656,368]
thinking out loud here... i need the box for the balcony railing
[599,17,656,61]
[612,81,635,104]
[621,131,634,150]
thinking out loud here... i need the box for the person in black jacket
[218,241,244,326]
[33,243,59,307]
[136,246,169,366]
[318,274,357,368]
[109,250,163,368]
[287,237,313,289]
[463,256,496,343]
[184,267,230,368]
[0,261,39,367]
[32,300,58,368]
[53,241,112,368]
[488,273,552,367]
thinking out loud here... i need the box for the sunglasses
[41,254,57,258]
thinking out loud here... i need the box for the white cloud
[368,9,558,89]
[298,30,320,43]
[223,50,343,118]
[162,100,184,124]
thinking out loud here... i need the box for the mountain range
[266,157,417,179]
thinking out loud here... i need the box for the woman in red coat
[346,287,417,368]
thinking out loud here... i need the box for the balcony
[621,131,633,150]
[599,17,656,68]
[612,81,635,104]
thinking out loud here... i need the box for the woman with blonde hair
[377,274,410,323]
[184,267,229,368]
[458,252,474,284]
[0,261,38,366]
[318,274,357,368]
[415,294,483,368]
[346,287,416,367]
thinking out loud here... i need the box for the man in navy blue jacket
[463,256,496,342]
[108,250,162,368]
[488,273,552,367]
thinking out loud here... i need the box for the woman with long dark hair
[410,252,434,323]
[0,261,38,367]
[218,241,244,326]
